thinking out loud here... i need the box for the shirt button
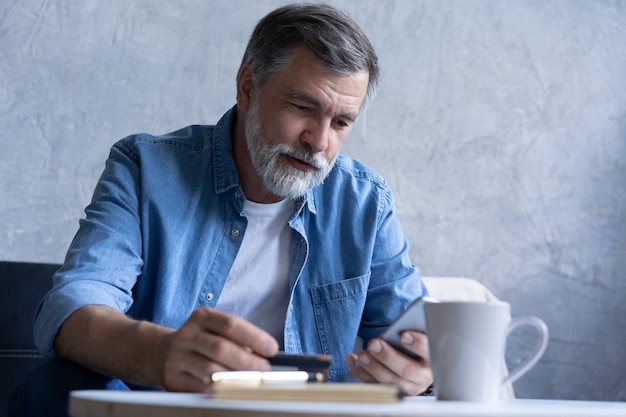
[206,292,214,301]
[231,228,240,237]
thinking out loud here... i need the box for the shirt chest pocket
[309,273,370,381]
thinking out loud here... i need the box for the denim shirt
[34,106,427,382]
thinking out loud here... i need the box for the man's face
[244,47,369,200]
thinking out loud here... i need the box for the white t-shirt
[215,198,295,348]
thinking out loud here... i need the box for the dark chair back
[0,261,59,416]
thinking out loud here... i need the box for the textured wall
[2,0,625,401]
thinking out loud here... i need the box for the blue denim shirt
[34,106,427,382]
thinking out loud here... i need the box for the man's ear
[236,64,255,111]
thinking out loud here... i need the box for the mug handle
[502,316,549,385]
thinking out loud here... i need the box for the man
[10,4,432,416]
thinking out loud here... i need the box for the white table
[69,390,626,417]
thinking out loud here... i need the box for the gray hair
[240,3,380,108]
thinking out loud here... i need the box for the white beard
[244,100,336,200]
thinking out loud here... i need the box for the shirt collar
[212,105,240,195]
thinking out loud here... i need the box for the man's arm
[344,173,432,394]
[55,305,279,392]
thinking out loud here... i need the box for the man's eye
[334,119,349,129]
[292,103,311,112]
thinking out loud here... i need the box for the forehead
[263,47,369,114]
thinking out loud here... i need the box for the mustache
[277,145,327,170]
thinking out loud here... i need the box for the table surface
[69,390,626,417]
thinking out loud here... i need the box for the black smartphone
[268,352,331,377]
[380,296,440,358]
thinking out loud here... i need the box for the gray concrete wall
[2,0,625,401]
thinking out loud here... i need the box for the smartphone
[268,352,331,378]
[380,296,440,358]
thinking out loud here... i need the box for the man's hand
[161,307,279,392]
[55,305,278,393]
[346,331,433,396]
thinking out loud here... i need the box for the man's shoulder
[112,106,238,160]
[330,154,388,190]
[309,154,394,218]
[113,125,217,158]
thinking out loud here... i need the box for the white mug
[425,301,548,402]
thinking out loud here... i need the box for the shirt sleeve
[358,184,428,345]
[33,141,144,358]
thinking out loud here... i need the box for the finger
[163,362,218,393]
[361,339,432,396]
[168,348,230,384]
[177,310,276,372]
[198,332,274,371]
[345,353,376,383]
[195,308,279,357]
[357,342,413,385]
[398,331,430,364]
[368,337,430,378]
[162,330,230,389]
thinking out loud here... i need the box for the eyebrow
[287,92,359,123]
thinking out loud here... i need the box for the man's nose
[301,118,331,153]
